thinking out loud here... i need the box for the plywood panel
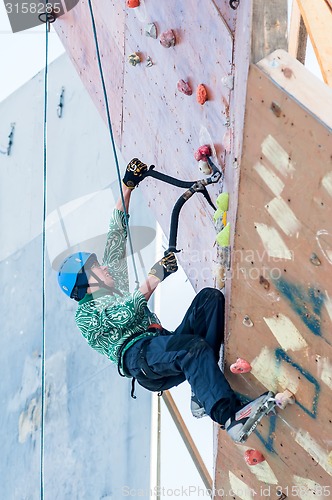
[296,0,332,86]
[215,52,332,495]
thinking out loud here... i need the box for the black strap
[131,378,137,399]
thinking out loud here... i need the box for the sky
[0,3,65,102]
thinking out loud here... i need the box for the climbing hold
[177,79,192,96]
[213,208,223,222]
[242,315,253,327]
[259,275,270,290]
[145,23,157,38]
[221,75,234,90]
[146,56,153,67]
[213,209,227,227]
[214,264,226,289]
[196,84,208,105]
[127,0,140,7]
[160,29,176,48]
[275,389,295,409]
[216,192,229,212]
[214,194,229,223]
[310,252,321,266]
[213,208,227,230]
[128,53,141,66]
[230,358,252,374]
[271,101,281,117]
[244,450,265,466]
[216,223,230,247]
[194,144,212,161]
[198,160,212,175]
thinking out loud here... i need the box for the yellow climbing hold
[216,223,230,247]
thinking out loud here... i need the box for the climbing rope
[40,15,50,500]
[86,0,140,288]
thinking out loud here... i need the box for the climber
[57,158,273,443]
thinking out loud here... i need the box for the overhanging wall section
[215,50,332,496]
[54,0,240,291]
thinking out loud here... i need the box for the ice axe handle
[167,193,193,253]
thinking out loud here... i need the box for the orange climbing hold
[244,449,265,466]
[127,0,140,7]
[230,358,252,374]
[196,84,208,105]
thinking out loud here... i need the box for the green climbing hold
[213,207,223,222]
[216,223,230,247]
[216,192,229,212]
[214,193,229,222]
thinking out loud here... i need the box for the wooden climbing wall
[215,50,332,497]
[53,0,245,292]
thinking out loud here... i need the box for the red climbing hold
[244,450,265,466]
[230,358,252,374]
[177,79,192,96]
[127,0,140,7]
[196,84,208,105]
[160,30,176,48]
[194,144,212,161]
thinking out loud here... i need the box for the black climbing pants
[123,288,236,420]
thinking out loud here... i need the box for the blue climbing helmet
[58,252,97,301]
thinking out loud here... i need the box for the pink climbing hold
[177,79,193,96]
[160,29,176,48]
[230,358,252,374]
[244,450,265,466]
[194,144,212,161]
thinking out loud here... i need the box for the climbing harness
[141,157,222,253]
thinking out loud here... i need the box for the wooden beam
[251,0,288,63]
[288,0,307,64]
[296,0,332,86]
[162,391,213,495]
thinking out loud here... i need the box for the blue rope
[40,17,49,500]
[86,0,140,287]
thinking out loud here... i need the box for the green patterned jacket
[75,209,159,368]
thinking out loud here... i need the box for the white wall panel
[0,54,154,499]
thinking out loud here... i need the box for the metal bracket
[57,87,65,118]
[229,0,240,9]
[0,123,15,156]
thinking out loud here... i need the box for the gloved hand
[123,158,148,189]
[148,251,178,281]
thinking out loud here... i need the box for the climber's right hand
[122,158,148,189]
